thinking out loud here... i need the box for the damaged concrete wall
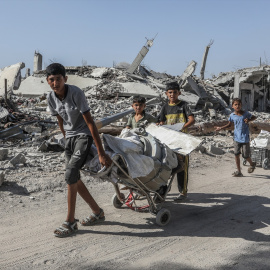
[0,62,25,96]
[233,66,270,112]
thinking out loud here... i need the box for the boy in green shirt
[126,95,157,129]
[158,82,195,201]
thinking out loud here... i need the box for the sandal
[248,162,256,173]
[54,219,79,238]
[232,171,243,177]
[80,208,105,226]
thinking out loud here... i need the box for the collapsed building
[1,42,270,138]
[0,46,270,181]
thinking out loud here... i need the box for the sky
[0,0,270,78]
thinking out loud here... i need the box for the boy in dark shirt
[158,82,195,201]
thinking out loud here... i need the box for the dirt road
[1,151,270,270]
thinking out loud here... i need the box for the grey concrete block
[10,153,26,166]
[209,144,224,155]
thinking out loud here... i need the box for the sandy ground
[1,150,270,270]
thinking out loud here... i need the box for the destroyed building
[0,47,270,193]
[234,66,270,112]
[1,41,270,146]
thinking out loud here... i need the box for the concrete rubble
[0,62,25,97]
[0,52,270,188]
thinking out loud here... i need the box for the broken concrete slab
[16,75,100,97]
[213,89,232,115]
[178,91,200,109]
[119,82,159,98]
[15,76,51,97]
[67,75,100,89]
[179,61,197,84]
[212,72,234,86]
[0,62,25,96]
[186,76,208,98]
[91,67,109,78]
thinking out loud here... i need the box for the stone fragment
[9,153,26,166]
[0,148,8,161]
[24,125,42,134]
[196,145,206,153]
[209,144,224,155]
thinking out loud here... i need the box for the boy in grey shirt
[46,63,112,237]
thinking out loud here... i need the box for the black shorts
[234,141,251,158]
[65,135,93,184]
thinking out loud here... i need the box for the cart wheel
[112,193,125,208]
[243,159,247,166]
[156,208,171,226]
[262,158,269,170]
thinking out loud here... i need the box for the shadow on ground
[0,181,30,196]
[81,191,270,243]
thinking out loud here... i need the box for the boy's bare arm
[244,115,257,123]
[56,115,65,137]
[215,121,231,131]
[82,111,112,168]
[182,115,195,130]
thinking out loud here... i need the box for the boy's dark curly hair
[46,63,66,78]
[165,81,180,92]
[132,95,146,104]
[232,98,242,105]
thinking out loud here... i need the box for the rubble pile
[0,61,269,141]
[0,56,270,189]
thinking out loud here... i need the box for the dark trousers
[176,155,189,194]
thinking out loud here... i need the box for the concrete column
[127,46,149,74]
[33,51,42,72]
[234,72,240,98]
[250,86,255,111]
[25,68,30,78]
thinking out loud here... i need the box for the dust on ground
[1,143,270,270]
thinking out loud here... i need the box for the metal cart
[243,147,270,169]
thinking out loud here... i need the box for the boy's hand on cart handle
[215,126,222,131]
[99,154,112,168]
[244,118,249,124]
